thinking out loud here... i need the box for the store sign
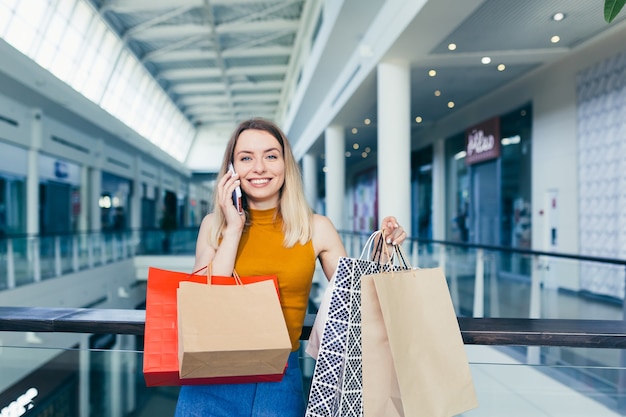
[465,117,500,165]
[54,161,68,179]
[0,388,38,417]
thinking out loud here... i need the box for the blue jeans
[175,351,305,417]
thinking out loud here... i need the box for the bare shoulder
[312,214,337,239]
[196,213,217,247]
[312,214,345,257]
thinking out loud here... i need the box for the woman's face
[232,129,285,210]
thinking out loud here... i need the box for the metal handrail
[1,306,626,349]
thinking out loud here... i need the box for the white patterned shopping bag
[305,233,410,417]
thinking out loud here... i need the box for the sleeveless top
[234,208,316,351]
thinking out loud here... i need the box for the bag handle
[375,230,412,269]
[190,264,243,285]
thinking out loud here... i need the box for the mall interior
[1,0,626,416]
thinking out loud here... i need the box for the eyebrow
[235,147,282,156]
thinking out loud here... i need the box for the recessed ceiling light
[322,166,328,172]
[481,56,491,64]
[353,143,359,150]
[352,127,358,134]
[361,152,368,158]
[345,151,351,157]
[428,69,437,77]
[551,35,561,43]
[448,43,457,51]
[415,116,423,123]
[448,101,455,108]
[364,118,371,125]
[364,147,371,153]
[497,64,506,71]
[552,12,565,21]
[434,90,441,97]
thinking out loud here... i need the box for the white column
[377,61,411,233]
[131,156,142,231]
[79,334,90,417]
[90,139,104,232]
[324,125,345,230]
[26,110,42,235]
[302,153,318,210]
[79,165,89,233]
[432,139,446,240]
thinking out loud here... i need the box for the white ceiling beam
[124,6,192,39]
[216,20,299,34]
[172,80,282,96]
[145,49,217,63]
[171,83,226,94]
[179,95,228,107]
[159,65,287,81]
[222,46,292,58]
[231,94,279,103]
[102,0,202,13]
[160,68,223,80]
[226,65,288,76]
[128,24,211,41]
[230,80,283,91]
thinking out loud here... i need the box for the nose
[252,157,266,173]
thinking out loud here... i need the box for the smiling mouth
[250,178,270,185]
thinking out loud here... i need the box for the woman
[175,118,406,416]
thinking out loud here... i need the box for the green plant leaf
[605,0,626,23]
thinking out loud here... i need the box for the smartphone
[228,163,244,214]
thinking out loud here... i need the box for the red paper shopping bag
[143,267,285,387]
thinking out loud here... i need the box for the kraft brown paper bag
[177,279,291,380]
[361,273,404,416]
[368,267,478,417]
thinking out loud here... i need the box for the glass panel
[2,341,624,416]
[0,338,180,416]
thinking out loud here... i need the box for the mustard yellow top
[234,208,316,351]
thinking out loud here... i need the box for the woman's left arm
[312,214,348,281]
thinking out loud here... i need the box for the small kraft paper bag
[143,267,287,386]
[177,276,292,381]
[362,263,478,417]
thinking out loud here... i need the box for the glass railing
[1,326,626,416]
[2,229,626,415]
[0,228,199,290]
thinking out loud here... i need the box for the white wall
[418,22,626,292]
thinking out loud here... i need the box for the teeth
[251,179,269,184]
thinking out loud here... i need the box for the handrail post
[87,235,94,268]
[489,253,500,317]
[527,254,543,365]
[7,238,15,289]
[529,255,542,319]
[72,235,79,272]
[411,239,419,267]
[32,237,41,283]
[54,236,62,277]
[473,248,485,317]
[438,244,446,275]
[101,235,107,265]
[620,265,626,412]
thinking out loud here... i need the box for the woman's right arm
[193,170,246,275]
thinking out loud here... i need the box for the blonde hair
[209,118,313,247]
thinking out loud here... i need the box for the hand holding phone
[228,163,244,214]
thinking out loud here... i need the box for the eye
[239,156,252,162]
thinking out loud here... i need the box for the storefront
[446,103,533,276]
[0,141,27,236]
